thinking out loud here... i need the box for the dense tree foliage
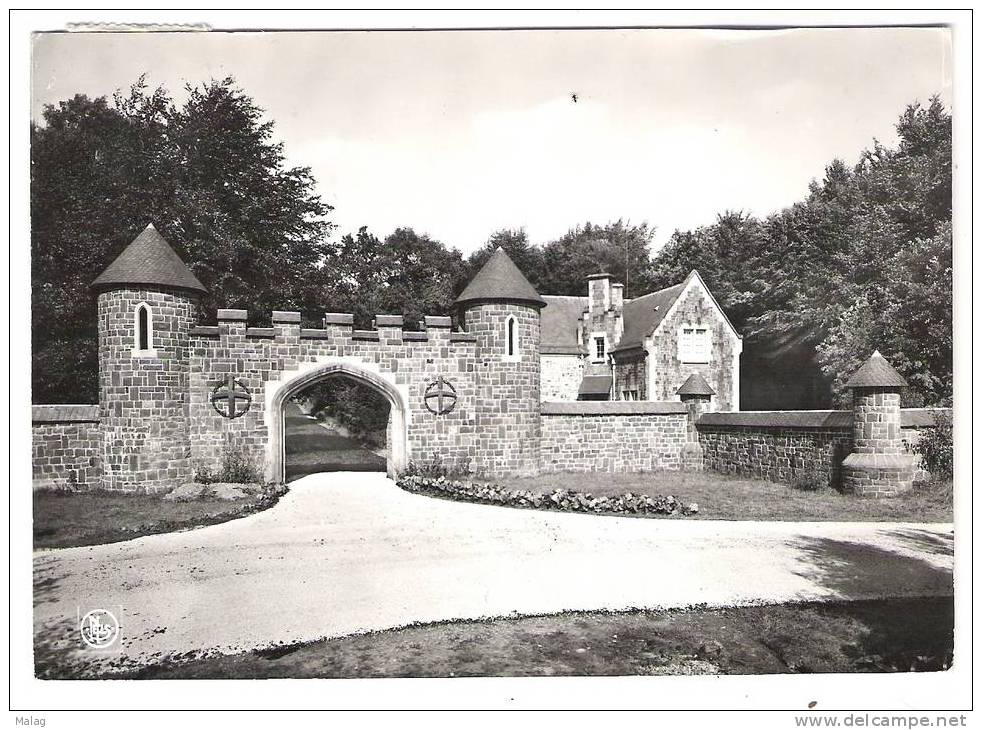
[326,226,466,329]
[32,77,334,402]
[649,97,951,406]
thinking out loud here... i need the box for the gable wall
[645,281,740,411]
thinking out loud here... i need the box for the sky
[31,27,951,254]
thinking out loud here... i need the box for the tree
[463,228,546,292]
[540,220,655,298]
[377,228,467,328]
[648,96,952,407]
[31,76,334,402]
[648,212,766,331]
[324,226,466,329]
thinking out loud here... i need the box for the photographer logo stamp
[79,608,119,649]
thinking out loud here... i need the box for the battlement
[190,310,475,346]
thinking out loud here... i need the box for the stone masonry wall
[698,424,853,488]
[463,303,541,476]
[540,402,687,473]
[841,388,917,496]
[98,288,197,493]
[647,283,739,411]
[32,406,102,490]
[190,314,484,479]
[584,277,621,380]
[540,354,582,401]
[697,409,948,488]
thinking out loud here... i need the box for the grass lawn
[474,472,952,523]
[33,484,287,550]
[125,597,953,679]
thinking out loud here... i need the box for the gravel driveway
[33,472,954,676]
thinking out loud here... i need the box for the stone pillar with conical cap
[455,248,545,476]
[91,223,207,492]
[677,372,715,471]
[840,350,918,496]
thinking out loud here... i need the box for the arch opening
[134,302,153,352]
[285,375,390,481]
[266,359,409,483]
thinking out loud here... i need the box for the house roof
[844,350,908,389]
[454,247,545,308]
[610,270,739,354]
[578,375,612,397]
[91,224,207,294]
[676,372,716,396]
[540,295,587,355]
[611,282,687,353]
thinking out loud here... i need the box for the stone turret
[841,351,918,497]
[455,248,544,475]
[91,224,205,492]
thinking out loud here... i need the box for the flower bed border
[397,474,696,517]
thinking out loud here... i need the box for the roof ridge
[624,281,685,305]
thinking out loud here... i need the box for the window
[137,306,149,350]
[679,326,710,363]
[133,302,155,357]
[621,389,638,401]
[591,333,607,363]
[504,316,519,361]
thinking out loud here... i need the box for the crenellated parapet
[190,310,476,348]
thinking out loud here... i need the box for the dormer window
[679,326,710,363]
[133,302,157,357]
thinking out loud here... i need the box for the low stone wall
[32,405,102,491]
[696,409,949,488]
[540,401,688,473]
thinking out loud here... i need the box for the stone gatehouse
[31,225,943,498]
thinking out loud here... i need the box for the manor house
[538,271,742,410]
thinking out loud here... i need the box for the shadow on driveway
[787,529,953,601]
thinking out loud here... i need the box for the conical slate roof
[91,224,207,294]
[455,248,545,308]
[844,350,908,388]
[676,372,716,396]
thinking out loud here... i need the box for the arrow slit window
[504,316,519,361]
[133,302,155,357]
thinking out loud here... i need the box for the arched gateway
[90,224,545,491]
[265,358,410,481]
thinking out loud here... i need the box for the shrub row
[397,474,697,517]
